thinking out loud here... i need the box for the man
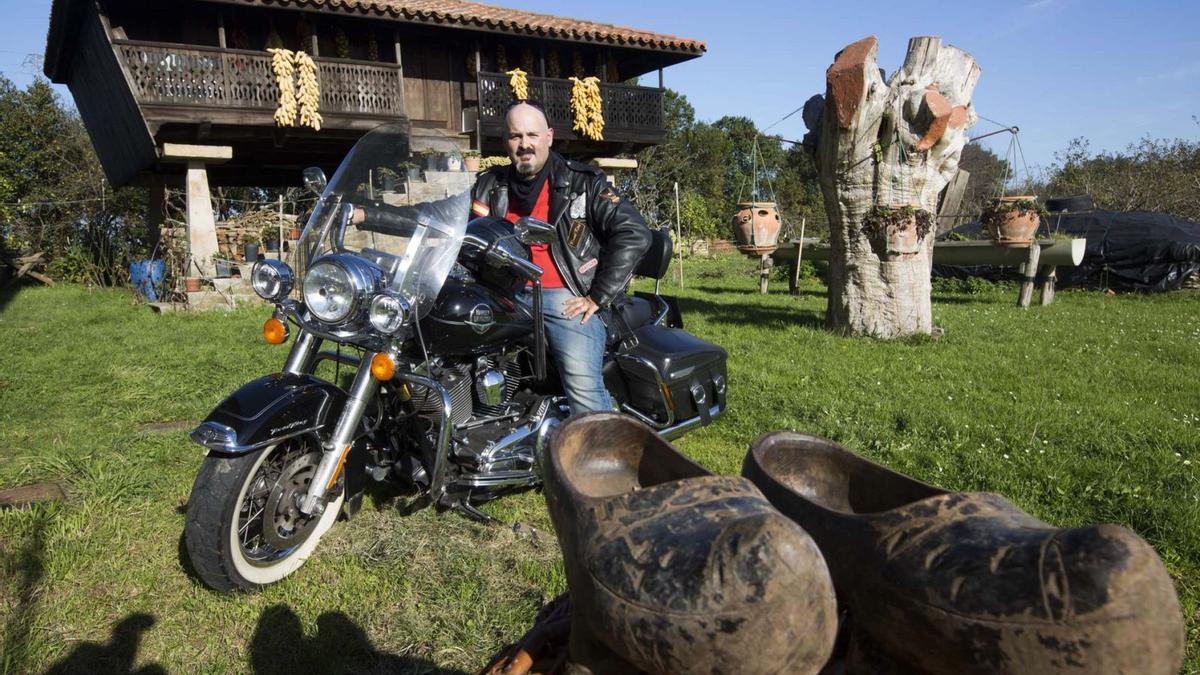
[471,100,652,412]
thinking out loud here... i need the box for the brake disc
[261,452,324,550]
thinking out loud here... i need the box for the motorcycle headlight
[303,255,380,325]
[250,260,293,302]
[369,292,410,334]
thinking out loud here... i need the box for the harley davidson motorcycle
[183,122,728,592]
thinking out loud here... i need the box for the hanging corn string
[507,69,529,101]
[569,76,604,140]
[268,49,322,132]
[268,48,297,127]
[294,51,323,131]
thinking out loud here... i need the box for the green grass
[1,255,1198,673]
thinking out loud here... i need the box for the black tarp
[936,210,1200,292]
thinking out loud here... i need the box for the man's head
[504,100,553,177]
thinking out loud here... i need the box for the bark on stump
[807,36,979,338]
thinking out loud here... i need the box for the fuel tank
[420,280,534,356]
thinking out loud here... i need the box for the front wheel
[184,436,344,592]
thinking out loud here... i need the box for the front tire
[184,437,344,592]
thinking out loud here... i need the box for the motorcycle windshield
[293,122,471,315]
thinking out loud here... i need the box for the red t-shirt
[505,181,566,288]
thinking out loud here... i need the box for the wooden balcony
[476,71,665,151]
[113,39,404,128]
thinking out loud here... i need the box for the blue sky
[3,0,1198,174]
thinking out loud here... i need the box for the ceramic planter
[464,155,481,173]
[732,201,782,254]
[185,277,202,292]
[984,196,1041,247]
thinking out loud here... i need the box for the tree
[808,36,979,338]
[1046,136,1200,221]
[0,75,147,285]
[956,144,1009,220]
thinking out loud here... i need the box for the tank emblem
[467,304,495,334]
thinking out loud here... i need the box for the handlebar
[461,233,544,280]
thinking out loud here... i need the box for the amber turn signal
[370,353,396,381]
[263,317,289,345]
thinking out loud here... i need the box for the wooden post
[760,254,771,294]
[278,195,285,259]
[395,31,406,116]
[1040,265,1058,306]
[791,217,806,296]
[937,168,970,235]
[658,68,664,89]
[475,42,483,151]
[674,181,684,289]
[1017,243,1042,308]
[217,11,227,49]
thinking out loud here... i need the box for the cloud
[1024,0,1057,9]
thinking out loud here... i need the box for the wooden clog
[743,431,1185,675]
[543,413,837,675]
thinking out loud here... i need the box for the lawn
[2,254,1198,674]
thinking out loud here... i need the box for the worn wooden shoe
[742,431,1185,675]
[543,413,837,675]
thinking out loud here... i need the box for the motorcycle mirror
[302,167,327,196]
[515,217,557,245]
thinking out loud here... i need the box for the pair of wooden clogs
[483,413,1184,675]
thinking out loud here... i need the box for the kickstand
[456,499,502,525]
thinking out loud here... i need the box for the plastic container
[129,259,166,302]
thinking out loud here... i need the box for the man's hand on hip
[563,295,600,324]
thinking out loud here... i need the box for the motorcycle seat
[607,295,655,346]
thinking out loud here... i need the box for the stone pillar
[160,143,232,278]
[186,161,220,277]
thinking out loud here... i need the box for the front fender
[190,373,345,456]
[190,372,371,516]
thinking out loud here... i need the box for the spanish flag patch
[471,200,490,217]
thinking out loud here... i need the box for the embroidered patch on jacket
[578,258,598,274]
[471,199,490,217]
[567,220,586,248]
[599,188,621,205]
[569,193,586,219]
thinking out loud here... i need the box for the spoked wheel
[184,436,344,592]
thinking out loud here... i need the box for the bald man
[470,100,652,413]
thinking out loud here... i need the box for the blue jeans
[518,288,613,413]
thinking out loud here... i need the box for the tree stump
[807,36,979,337]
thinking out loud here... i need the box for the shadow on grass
[1,507,50,673]
[250,604,466,675]
[676,296,826,330]
[42,614,166,675]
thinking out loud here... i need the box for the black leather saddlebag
[613,324,727,426]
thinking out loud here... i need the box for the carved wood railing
[477,72,664,140]
[113,40,404,118]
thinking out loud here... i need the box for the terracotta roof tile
[247,0,706,53]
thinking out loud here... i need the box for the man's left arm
[585,177,652,307]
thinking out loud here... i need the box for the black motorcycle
[183,122,728,591]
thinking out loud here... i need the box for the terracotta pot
[869,204,928,258]
[289,227,302,240]
[732,202,782,254]
[984,196,1041,247]
[463,155,481,173]
[185,277,202,293]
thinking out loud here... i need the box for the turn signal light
[263,317,289,345]
[370,353,396,381]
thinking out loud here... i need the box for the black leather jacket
[470,152,651,307]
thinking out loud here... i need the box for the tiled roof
[232,0,706,53]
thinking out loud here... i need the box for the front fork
[282,327,382,516]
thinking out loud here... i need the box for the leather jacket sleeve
[583,173,652,306]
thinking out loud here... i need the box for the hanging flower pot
[289,227,303,240]
[861,204,934,259]
[185,277,203,293]
[982,196,1044,247]
[732,202,782,255]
